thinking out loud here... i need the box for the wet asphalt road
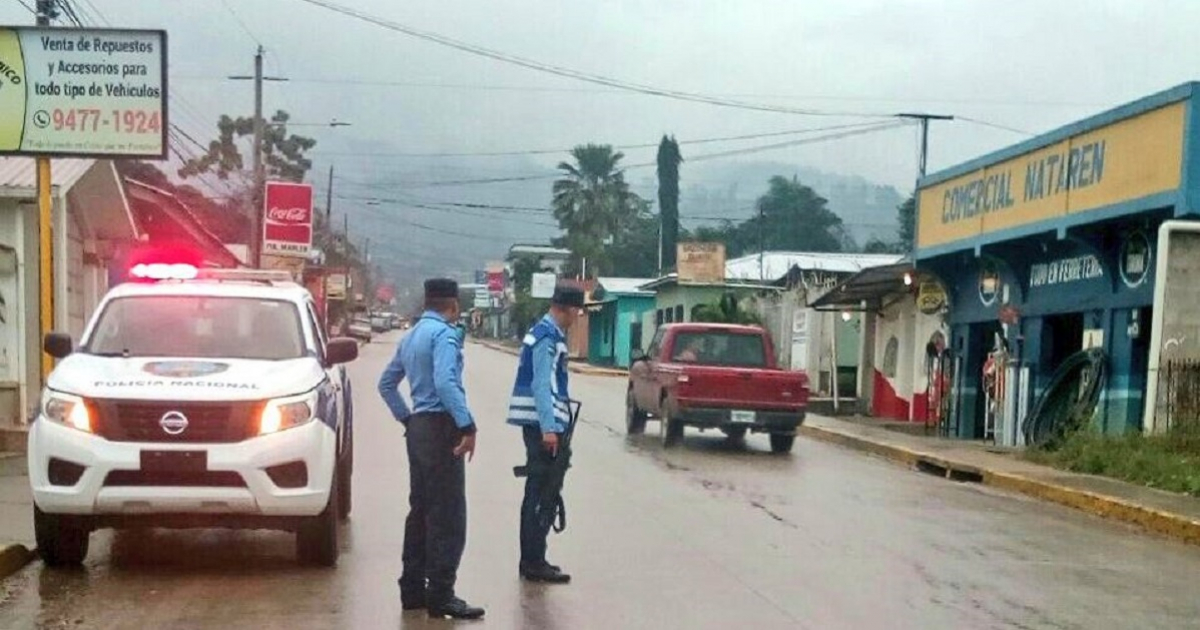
[3,332,1200,629]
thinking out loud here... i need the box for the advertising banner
[0,26,167,158]
[677,241,726,283]
[263,181,313,258]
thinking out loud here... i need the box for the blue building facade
[586,278,656,369]
[916,82,1200,439]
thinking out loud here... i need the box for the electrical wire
[312,121,887,159]
[958,116,1034,136]
[286,0,893,119]
[220,0,264,47]
[15,0,35,15]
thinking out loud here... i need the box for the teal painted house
[587,278,656,368]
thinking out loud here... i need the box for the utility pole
[230,47,286,268]
[35,0,56,381]
[251,45,264,268]
[896,113,955,179]
[757,201,765,282]
[325,164,334,221]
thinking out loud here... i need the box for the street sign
[0,27,167,158]
[326,274,347,300]
[262,181,313,258]
[473,290,490,309]
[487,270,505,295]
[678,242,726,283]
[531,272,556,299]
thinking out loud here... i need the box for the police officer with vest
[507,283,585,584]
[378,278,485,620]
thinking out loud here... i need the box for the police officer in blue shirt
[378,278,485,620]
[507,283,585,584]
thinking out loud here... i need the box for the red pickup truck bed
[627,323,809,453]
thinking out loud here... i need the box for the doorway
[1042,313,1084,372]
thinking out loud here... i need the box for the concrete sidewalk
[470,338,629,378]
[800,414,1200,546]
[0,452,35,580]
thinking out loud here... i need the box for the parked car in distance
[626,323,809,453]
[348,318,373,342]
[369,314,390,333]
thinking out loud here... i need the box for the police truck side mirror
[326,338,359,365]
[44,332,73,359]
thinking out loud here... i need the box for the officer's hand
[542,432,559,456]
[454,434,476,462]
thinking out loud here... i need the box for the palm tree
[692,293,762,325]
[552,144,644,277]
[657,135,683,271]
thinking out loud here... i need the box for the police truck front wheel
[297,469,340,567]
[34,505,90,567]
[337,444,353,521]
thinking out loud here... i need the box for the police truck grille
[92,400,261,443]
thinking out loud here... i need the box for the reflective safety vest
[507,315,570,431]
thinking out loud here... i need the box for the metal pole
[251,45,265,268]
[896,113,954,180]
[35,1,54,380]
[758,202,764,282]
[326,164,334,221]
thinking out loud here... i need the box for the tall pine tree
[656,135,683,271]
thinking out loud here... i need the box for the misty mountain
[324,157,906,291]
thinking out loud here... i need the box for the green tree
[746,175,844,253]
[178,110,317,183]
[551,144,646,277]
[657,135,683,271]
[897,195,916,253]
[692,293,761,325]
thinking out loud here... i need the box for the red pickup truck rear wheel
[625,390,647,435]
[660,407,684,448]
[769,434,796,454]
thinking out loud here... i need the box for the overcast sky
[6,0,1200,280]
[7,0,1200,188]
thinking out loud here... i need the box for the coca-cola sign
[267,206,309,224]
[263,182,313,258]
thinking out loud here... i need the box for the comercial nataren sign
[917,102,1185,251]
[0,26,167,158]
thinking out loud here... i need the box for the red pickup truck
[626,323,809,453]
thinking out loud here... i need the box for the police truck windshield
[87,296,306,360]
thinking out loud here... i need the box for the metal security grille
[91,400,261,443]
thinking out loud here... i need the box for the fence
[1157,359,1200,433]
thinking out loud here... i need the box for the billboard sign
[326,274,347,300]
[263,181,313,258]
[677,241,726,283]
[0,27,167,158]
[487,271,505,295]
[531,272,556,299]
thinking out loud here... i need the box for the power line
[287,0,892,119]
[75,0,109,25]
[312,121,886,159]
[15,0,35,15]
[958,116,1034,136]
[220,0,263,46]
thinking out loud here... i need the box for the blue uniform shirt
[378,311,477,432]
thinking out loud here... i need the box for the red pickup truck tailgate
[671,364,808,411]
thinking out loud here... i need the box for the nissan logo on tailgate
[159,411,189,436]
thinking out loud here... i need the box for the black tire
[34,505,90,567]
[661,406,684,448]
[337,448,353,521]
[625,390,647,435]
[722,426,748,441]
[297,467,340,567]
[769,434,796,454]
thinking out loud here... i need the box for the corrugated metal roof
[596,277,655,295]
[508,244,572,257]
[725,251,904,281]
[0,157,97,192]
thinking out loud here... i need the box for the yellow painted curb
[799,424,1200,546]
[0,544,34,580]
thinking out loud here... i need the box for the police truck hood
[47,354,325,402]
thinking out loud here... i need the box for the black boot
[427,597,485,620]
[520,562,571,584]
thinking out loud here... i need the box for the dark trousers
[520,425,555,567]
[400,413,466,604]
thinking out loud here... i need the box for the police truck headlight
[42,391,94,433]
[259,390,318,435]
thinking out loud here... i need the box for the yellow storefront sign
[917,102,1185,250]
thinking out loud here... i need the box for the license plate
[730,410,757,424]
[140,450,207,473]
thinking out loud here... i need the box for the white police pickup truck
[28,265,358,567]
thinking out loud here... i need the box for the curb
[470,340,627,378]
[799,424,1200,546]
[0,544,34,581]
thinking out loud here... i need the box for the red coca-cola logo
[267,206,309,224]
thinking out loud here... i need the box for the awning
[808,263,916,311]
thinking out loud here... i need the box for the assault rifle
[513,399,581,533]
